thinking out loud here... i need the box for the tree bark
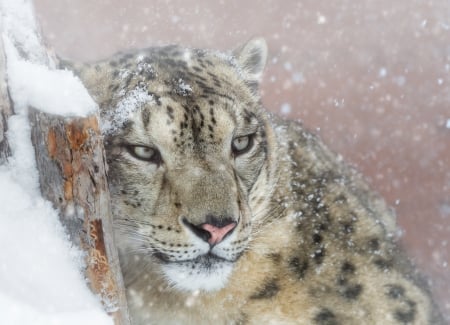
[0,0,130,323]
[29,109,130,324]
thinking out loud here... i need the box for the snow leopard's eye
[126,145,162,165]
[232,134,254,156]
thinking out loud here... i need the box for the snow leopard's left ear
[233,37,268,86]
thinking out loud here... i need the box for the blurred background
[34,0,450,320]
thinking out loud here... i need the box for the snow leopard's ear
[233,37,268,86]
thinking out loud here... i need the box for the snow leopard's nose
[201,222,236,245]
[183,216,237,245]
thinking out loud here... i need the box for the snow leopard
[66,38,444,324]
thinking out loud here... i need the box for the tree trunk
[0,0,130,323]
[29,109,130,324]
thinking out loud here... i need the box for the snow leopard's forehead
[108,45,240,98]
[101,45,264,154]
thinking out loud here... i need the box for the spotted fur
[65,39,444,324]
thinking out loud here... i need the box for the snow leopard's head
[68,38,279,292]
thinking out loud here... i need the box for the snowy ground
[0,1,112,324]
[0,68,110,325]
[0,160,112,325]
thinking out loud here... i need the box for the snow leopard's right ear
[233,37,268,87]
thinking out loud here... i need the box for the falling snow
[280,102,292,115]
[317,13,327,25]
[378,67,387,78]
[1,0,449,322]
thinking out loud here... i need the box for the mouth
[158,252,236,292]
[154,251,232,267]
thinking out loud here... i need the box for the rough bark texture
[29,109,130,324]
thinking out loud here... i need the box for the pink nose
[201,222,236,245]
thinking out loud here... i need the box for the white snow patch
[136,55,156,77]
[102,87,154,134]
[176,78,193,96]
[4,37,97,117]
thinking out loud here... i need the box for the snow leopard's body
[68,39,443,324]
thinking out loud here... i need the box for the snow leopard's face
[83,39,277,291]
